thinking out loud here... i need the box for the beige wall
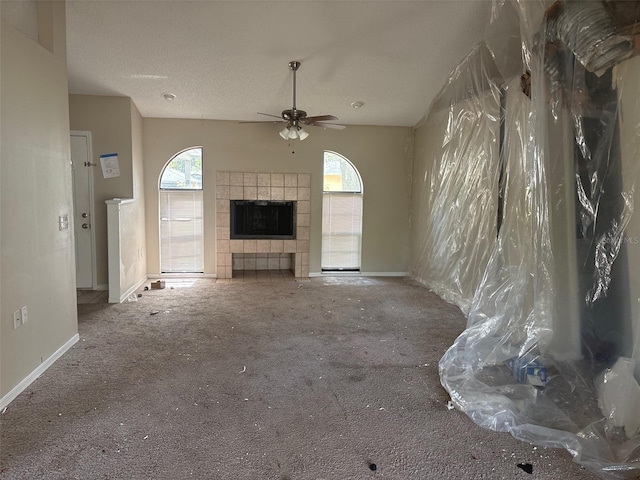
[143,119,412,275]
[68,95,135,287]
[129,102,147,286]
[1,4,78,398]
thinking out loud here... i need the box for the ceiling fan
[241,60,345,141]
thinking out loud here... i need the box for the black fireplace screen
[230,200,296,239]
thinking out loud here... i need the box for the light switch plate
[59,214,69,231]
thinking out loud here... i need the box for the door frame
[70,130,98,290]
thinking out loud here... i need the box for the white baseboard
[111,275,148,303]
[0,333,80,411]
[147,273,216,279]
[309,271,407,277]
[360,272,407,277]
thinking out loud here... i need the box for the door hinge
[84,161,97,167]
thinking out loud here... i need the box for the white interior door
[70,132,96,289]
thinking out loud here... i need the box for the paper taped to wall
[99,153,120,178]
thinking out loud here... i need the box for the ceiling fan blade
[239,120,285,124]
[302,115,338,123]
[306,122,346,130]
[257,112,284,119]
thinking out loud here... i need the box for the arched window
[322,151,363,271]
[159,147,203,273]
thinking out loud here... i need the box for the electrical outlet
[21,305,28,324]
[13,310,21,329]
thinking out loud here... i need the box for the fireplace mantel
[215,171,310,279]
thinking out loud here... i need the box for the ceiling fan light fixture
[279,125,309,141]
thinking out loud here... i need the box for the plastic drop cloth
[412,1,640,478]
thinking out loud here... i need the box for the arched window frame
[159,147,204,273]
[322,151,364,272]
[322,150,363,194]
[159,147,203,191]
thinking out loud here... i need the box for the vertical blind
[321,192,363,270]
[160,191,204,272]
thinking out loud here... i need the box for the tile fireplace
[215,171,310,279]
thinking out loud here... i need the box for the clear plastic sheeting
[411,0,640,478]
[411,44,503,314]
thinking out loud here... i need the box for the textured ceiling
[66,1,492,127]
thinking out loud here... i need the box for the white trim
[105,198,135,205]
[147,273,216,279]
[309,271,407,277]
[0,334,80,410]
[360,272,407,277]
[70,131,97,290]
[110,275,148,304]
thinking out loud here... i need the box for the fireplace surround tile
[217,239,230,253]
[270,240,284,253]
[217,253,232,267]
[298,213,310,227]
[244,239,257,253]
[216,171,230,186]
[284,173,297,187]
[271,173,284,187]
[298,187,310,201]
[244,257,256,270]
[297,200,310,214]
[256,257,268,270]
[284,187,297,200]
[216,211,230,228]
[257,186,270,200]
[257,240,271,253]
[216,170,310,279]
[244,186,257,200]
[217,227,230,240]
[297,226,310,240]
[298,173,311,188]
[283,240,297,253]
[230,240,244,253]
[270,187,284,200]
[280,255,292,269]
[229,172,244,186]
[229,186,243,199]
[216,199,230,213]
[268,256,280,270]
[243,172,257,186]
[258,173,271,187]
[216,185,230,199]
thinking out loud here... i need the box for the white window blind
[160,190,203,273]
[321,192,363,270]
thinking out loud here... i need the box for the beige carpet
[0,277,593,479]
